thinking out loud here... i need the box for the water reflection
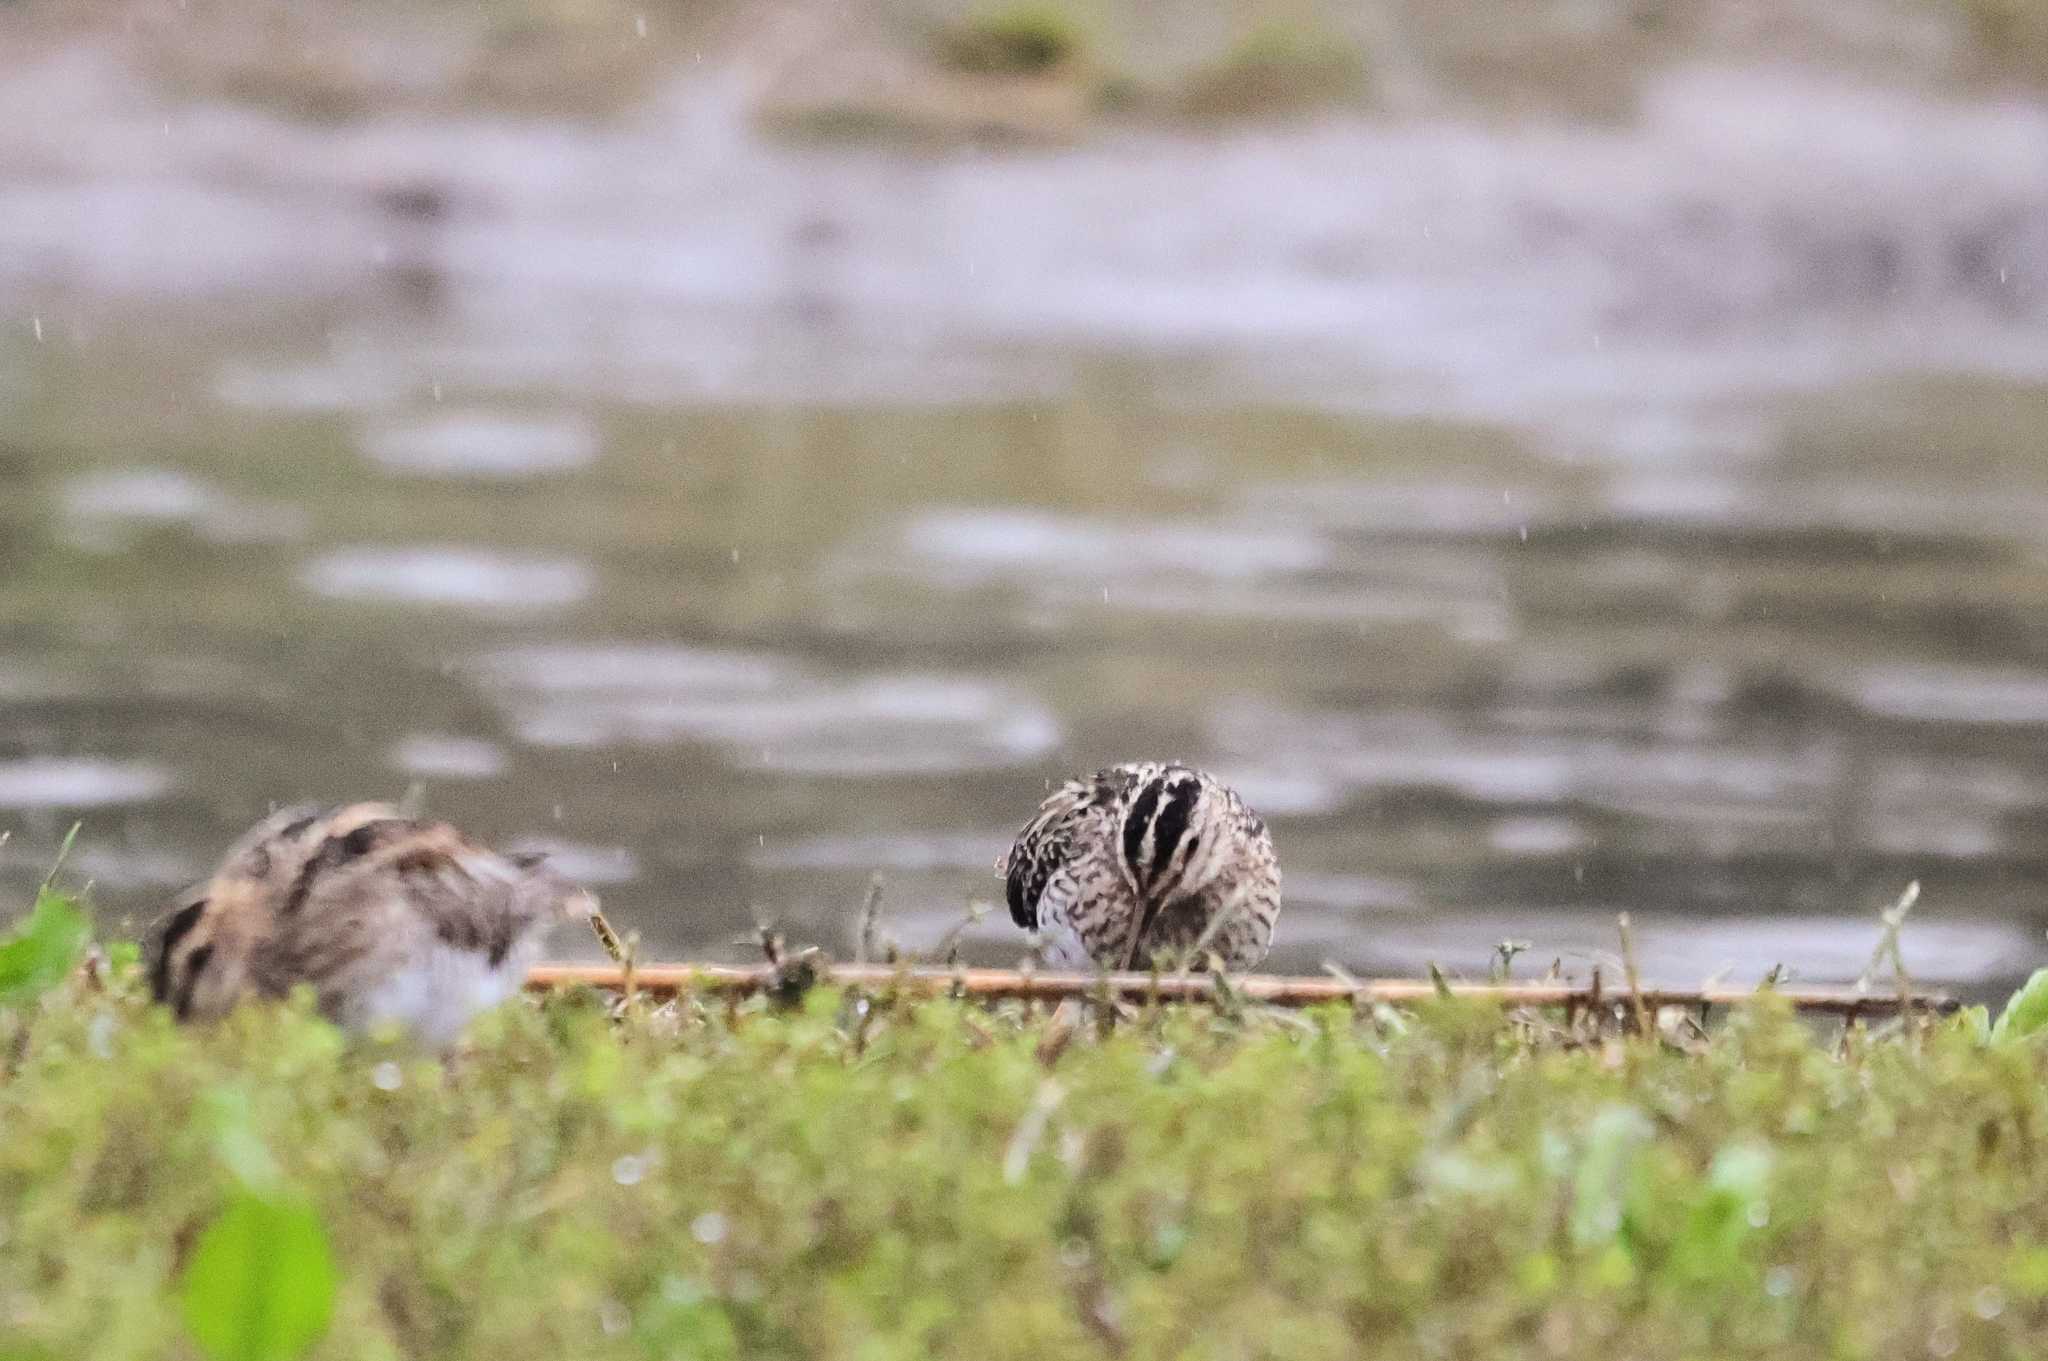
[0,758,173,809]
[300,546,594,610]
[474,643,1061,776]
[361,412,599,480]
[6,317,2048,997]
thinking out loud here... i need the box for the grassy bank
[5,895,2048,1359]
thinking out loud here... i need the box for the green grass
[1174,20,1369,120]
[930,3,1089,75]
[8,896,2048,1360]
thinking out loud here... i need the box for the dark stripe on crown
[148,898,209,1004]
[1149,777,1200,881]
[281,822,396,916]
[174,943,214,1020]
[1121,776,1167,883]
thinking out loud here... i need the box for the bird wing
[261,819,556,1005]
[1004,778,1100,930]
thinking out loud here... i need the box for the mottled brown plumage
[1002,762,1281,971]
[147,802,600,1044]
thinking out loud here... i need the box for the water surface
[5,58,2048,995]
[5,295,2048,997]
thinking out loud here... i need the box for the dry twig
[524,962,1956,1017]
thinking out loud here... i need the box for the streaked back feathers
[149,802,596,1041]
[1003,762,1280,971]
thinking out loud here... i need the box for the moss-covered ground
[5,891,2048,1360]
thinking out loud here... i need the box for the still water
[5,294,2048,998]
[6,59,2048,994]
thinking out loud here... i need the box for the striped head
[147,801,601,1027]
[1113,762,1243,907]
[147,802,344,1022]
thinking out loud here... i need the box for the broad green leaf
[0,889,90,1005]
[1993,969,2048,1046]
[181,1194,337,1361]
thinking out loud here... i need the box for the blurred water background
[4,0,2048,994]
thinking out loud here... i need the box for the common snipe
[1002,762,1281,972]
[148,802,604,1045]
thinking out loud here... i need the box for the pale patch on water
[390,734,509,781]
[1848,665,2048,725]
[850,507,1513,636]
[1212,700,1839,825]
[749,831,1008,873]
[361,411,600,479]
[0,758,173,809]
[215,353,404,412]
[1606,472,2048,546]
[1274,873,1425,913]
[1488,816,1593,857]
[473,642,1061,776]
[471,643,789,695]
[1862,812,2001,860]
[60,467,308,547]
[902,508,1327,582]
[300,546,593,609]
[1203,768,1348,820]
[70,844,201,891]
[1309,910,2040,989]
[503,837,642,886]
[1239,481,1570,537]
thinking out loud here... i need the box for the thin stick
[1618,913,1649,1036]
[856,876,885,967]
[522,963,1957,1017]
[588,911,628,964]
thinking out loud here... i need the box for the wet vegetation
[9,893,2048,1360]
[9,0,2048,129]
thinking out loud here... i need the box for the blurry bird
[147,802,614,1045]
[1001,762,1281,972]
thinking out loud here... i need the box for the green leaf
[105,938,142,977]
[0,889,91,1006]
[1993,968,2048,1046]
[181,1193,337,1361]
